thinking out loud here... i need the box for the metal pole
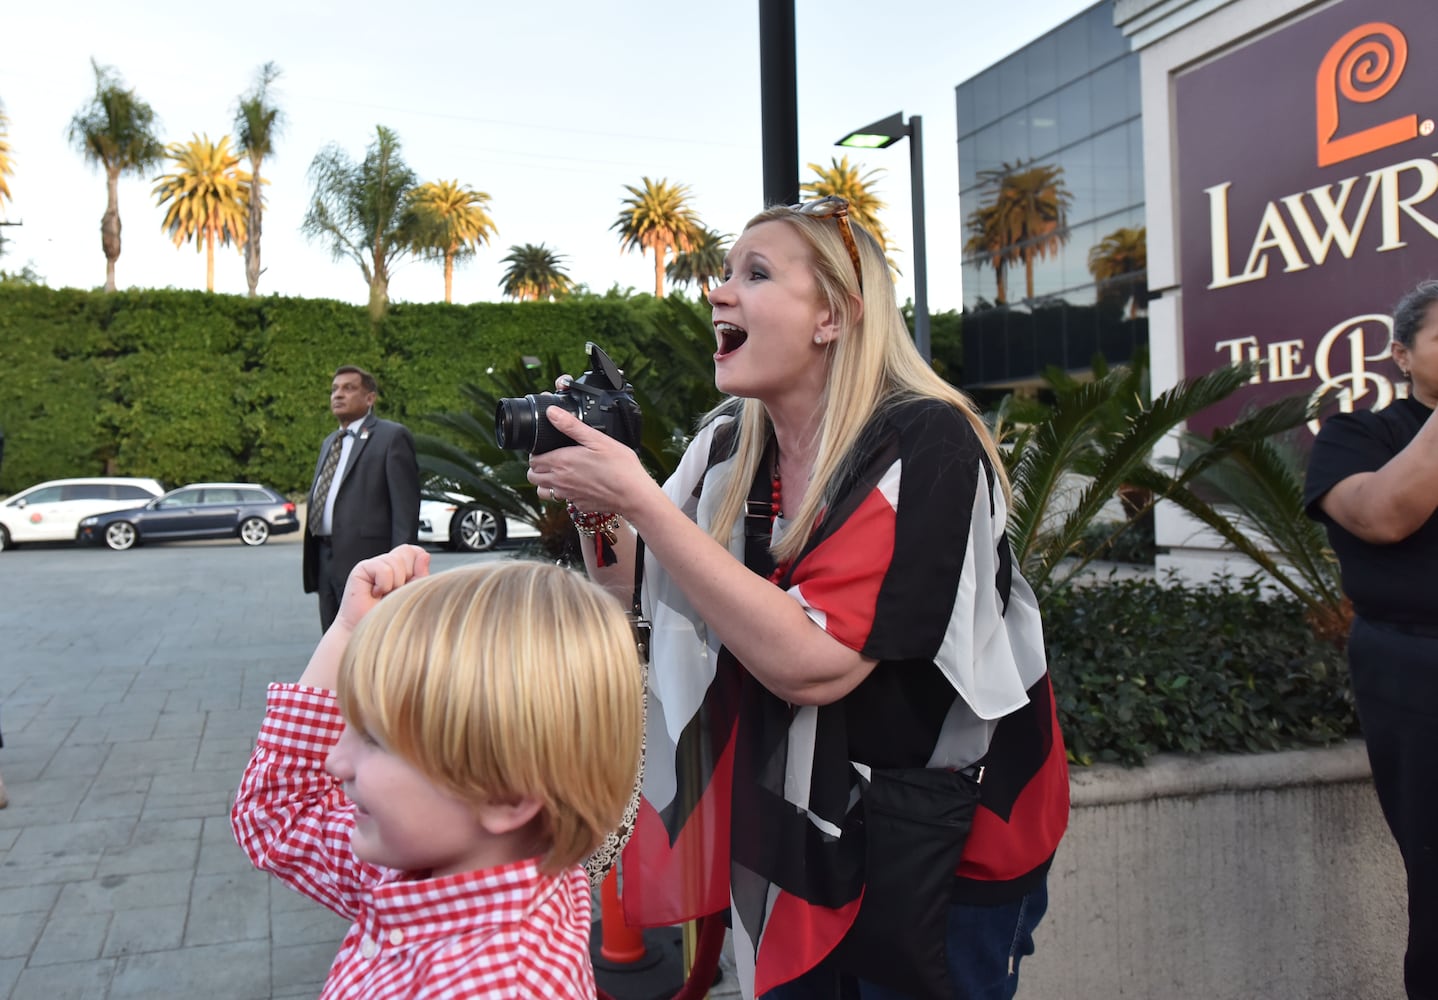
[907,115,930,362]
[758,0,799,206]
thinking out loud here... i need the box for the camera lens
[494,397,538,452]
[495,392,581,454]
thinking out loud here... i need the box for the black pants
[1349,617,1438,1000]
[315,539,346,633]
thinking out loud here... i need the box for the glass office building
[956,1,1145,390]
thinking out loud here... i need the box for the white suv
[0,477,166,550]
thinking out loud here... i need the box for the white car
[0,476,166,550]
[418,493,539,553]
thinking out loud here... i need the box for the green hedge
[0,285,658,495]
[1047,573,1356,766]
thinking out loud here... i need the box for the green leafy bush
[1046,572,1356,766]
[1073,515,1156,566]
[0,285,659,495]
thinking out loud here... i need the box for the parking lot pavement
[0,537,510,999]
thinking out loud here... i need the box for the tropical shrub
[1047,573,1356,766]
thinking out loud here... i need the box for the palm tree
[1000,359,1261,598]
[66,59,164,292]
[233,62,284,298]
[499,243,573,301]
[964,160,1072,304]
[611,177,701,297]
[302,124,418,322]
[152,134,250,292]
[801,155,892,254]
[964,200,1014,305]
[0,99,14,213]
[1088,226,1147,318]
[407,179,497,303]
[666,228,729,297]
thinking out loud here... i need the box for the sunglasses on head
[791,196,864,292]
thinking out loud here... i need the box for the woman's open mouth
[715,321,748,358]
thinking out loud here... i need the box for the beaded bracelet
[567,502,621,566]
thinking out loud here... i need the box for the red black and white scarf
[622,398,1068,998]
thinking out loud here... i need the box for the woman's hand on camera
[527,406,655,517]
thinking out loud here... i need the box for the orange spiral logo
[1316,22,1418,168]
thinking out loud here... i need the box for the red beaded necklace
[768,460,789,585]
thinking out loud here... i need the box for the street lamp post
[836,112,929,362]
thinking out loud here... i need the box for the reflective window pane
[1125,55,1143,120]
[999,53,1030,116]
[1088,3,1129,67]
[1091,125,1131,218]
[1055,141,1094,226]
[1027,33,1059,101]
[1056,15,1091,88]
[1001,111,1030,165]
[1057,78,1092,149]
[1029,95,1060,160]
[1064,220,1100,291]
[959,135,979,196]
[973,124,1004,179]
[957,81,977,137]
[1127,119,1146,205]
[1090,60,1128,133]
[971,68,1001,131]
[1030,248,1065,302]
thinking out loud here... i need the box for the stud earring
[814,334,824,345]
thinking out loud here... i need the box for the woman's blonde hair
[336,561,644,874]
[706,204,1009,563]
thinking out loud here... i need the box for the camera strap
[632,535,645,617]
[629,535,651,665]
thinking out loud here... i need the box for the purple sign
[1175,0,1438,436]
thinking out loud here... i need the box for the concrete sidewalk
[0,538,735,999]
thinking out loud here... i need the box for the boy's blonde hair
[336,561,643,874]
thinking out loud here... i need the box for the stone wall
[1023,741,1405,999]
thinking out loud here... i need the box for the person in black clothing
[302,366,420,633]
[1304,279,1438,1000]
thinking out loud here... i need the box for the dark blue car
[77,482,299,550]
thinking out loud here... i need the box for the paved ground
[0,534,737,1000]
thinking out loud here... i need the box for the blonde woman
[530,198,1069,1000]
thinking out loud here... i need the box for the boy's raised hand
[298,544,431,692]
[335,544,432,632]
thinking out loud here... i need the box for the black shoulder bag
[755,450,984,1000]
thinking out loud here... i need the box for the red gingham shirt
[231,684,597,999]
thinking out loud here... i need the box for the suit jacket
[303,412,420,593]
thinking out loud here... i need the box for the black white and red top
[622,397,1071,998]
[232,684,596,1000]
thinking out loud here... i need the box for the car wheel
[239,517,270,546]
[0,525,10,551]
[104,522,138,551]
[451,504,504,552]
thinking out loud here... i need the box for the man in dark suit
[302,365,420,631]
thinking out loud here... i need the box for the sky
[1,0,1097,314]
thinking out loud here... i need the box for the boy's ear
[475,796,544,836]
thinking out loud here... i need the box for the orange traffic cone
[599,866,646,964]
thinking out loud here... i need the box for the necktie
[309,433,346,534]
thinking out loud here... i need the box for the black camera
[494,343,643,455]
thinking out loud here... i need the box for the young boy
[232,545,644,998]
